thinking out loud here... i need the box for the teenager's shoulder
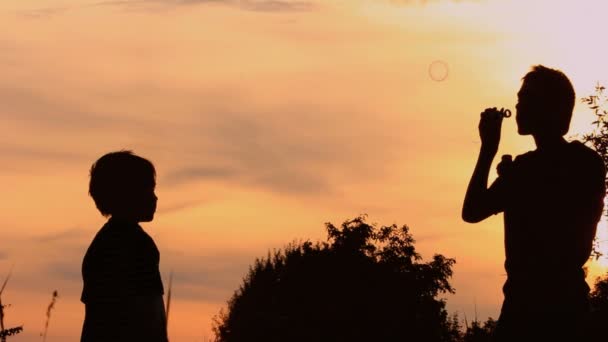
[569,141,606,169]
[514,141,603,166]
[569,140,601,156]
[511,150,536,166]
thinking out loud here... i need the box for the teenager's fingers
[481,108,503,117]
[481,111,503,121]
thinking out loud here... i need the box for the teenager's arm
[462,108,504,223]
[462,148,498,222]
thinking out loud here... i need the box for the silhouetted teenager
[463,65,606,341]
[80,151,167,342]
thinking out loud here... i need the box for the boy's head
[89,150,157,222]
[516,65,575,137]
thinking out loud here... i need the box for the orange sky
[2,0,608,340]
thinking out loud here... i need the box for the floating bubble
[429,60,449,82]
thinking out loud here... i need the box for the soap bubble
[429,60,449,82]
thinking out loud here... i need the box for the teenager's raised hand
[479,107,504,155]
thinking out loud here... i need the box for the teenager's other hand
[497,154,513,177]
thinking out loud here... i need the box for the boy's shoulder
[85,219,157,259]
[81,219,164,303]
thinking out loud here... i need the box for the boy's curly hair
[89,150,156,217]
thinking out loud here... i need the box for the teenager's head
[89,150,157,222]
[516,65,575,137]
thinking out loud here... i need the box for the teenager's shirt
[486,141,606,302]
[81,218,166,341]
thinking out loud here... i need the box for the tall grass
[166,271,173,342]
[0,267,23,341]
[166,272,173,328]
[41,290,58,342]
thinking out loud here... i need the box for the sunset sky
[2,0,608,340]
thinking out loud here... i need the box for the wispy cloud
[94,0,316,12]
[157,199,210,214]
[159,250,255,302]
[1,77,402,196]
[0,86,148,131]
[164,164,332,195]
[17,6,70,19]
[165,166,236,185]
[389,0,483,4]
[0,147,75,164]
[236,0,315,12]
[32,228,89,243]
[154,104,385,195]
[18,0,316,17]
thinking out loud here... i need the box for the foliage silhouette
[589,275,608,338]
[213,216,458,342]
[581,83,608,260]
[462,317,496,342]
[581,83,608,170]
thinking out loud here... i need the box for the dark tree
[213,216,458,342]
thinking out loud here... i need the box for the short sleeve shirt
[81,218,164,303]
[487,141,606,298]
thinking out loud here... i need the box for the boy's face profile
[136,181,158,222]
[117,178,158,223]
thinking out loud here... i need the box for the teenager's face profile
[515,81,542,136]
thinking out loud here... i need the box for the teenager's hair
[522,65,575,136]
[89,150,156,217]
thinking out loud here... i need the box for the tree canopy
[213,216,457,342]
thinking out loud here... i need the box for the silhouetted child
[80,151,167,342]
[463,65,606,341]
